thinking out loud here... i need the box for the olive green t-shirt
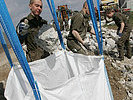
[68,10,91,40]
[112,12,131,30]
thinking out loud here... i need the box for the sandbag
[5,51,111,100]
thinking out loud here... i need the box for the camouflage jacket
[16,13,47,51]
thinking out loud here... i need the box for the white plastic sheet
[5,51,112,100]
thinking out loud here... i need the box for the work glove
[16,22,29,44]
[83,42,90,50]
[118,32,123,37]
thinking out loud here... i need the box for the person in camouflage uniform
[67,1,95,55]
[16,0,50,62]
[106,9,132,61]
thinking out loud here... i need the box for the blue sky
[5,0,98,26]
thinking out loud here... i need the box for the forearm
[72,30,84,45]
[119,22,125,33]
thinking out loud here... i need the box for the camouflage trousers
[26,46,50,62]
[67,39,87,55]
[116,30,131,59]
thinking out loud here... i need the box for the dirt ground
[104,56,127,100]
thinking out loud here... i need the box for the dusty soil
[104,56,127,100]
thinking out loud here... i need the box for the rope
[46,0,65,49]
[96,1,114,99]
[102,57,114,100]
[96,0,103,53]
[86,0,103,55]
[86,0,114,99]
[0,0,41,99]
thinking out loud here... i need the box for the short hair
[83,1,87,8]
[30,0,34,4]
[29,0,42,4]
[106,8,114,14]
